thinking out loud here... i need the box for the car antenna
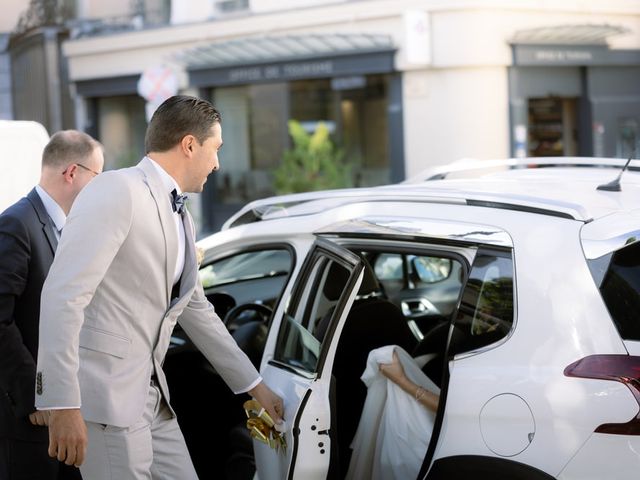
[597,155,634,192]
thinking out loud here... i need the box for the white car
[175,158,640,479]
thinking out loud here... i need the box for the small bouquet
[243,399,287,452]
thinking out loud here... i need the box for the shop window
[528,97,577,157]
[211,74,391,207]
[617,117,639,159]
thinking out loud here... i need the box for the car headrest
[357,259,381,297]
[323,261,351,301]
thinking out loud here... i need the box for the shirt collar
[146,156,182,196]
[35,185,66,232]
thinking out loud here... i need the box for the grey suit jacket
[35,158,259,427]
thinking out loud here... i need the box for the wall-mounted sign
[404,9,431,66]
[137,65,179,122]
[137,65,178,103]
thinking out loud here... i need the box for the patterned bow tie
[170,189,187,214]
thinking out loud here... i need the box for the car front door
[255,238,364,480]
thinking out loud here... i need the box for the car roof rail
[404,157,640,183]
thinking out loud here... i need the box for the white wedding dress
[345,345,440,480]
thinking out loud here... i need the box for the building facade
[34,0,640,231]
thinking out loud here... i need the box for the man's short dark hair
[42,130,102,169]
[145,95,221,153]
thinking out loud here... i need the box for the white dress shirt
[147,157,186,286]
[35,184,66,240]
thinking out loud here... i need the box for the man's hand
[249,382,284,425]
[28,410,50,426]
[48,409,87,467]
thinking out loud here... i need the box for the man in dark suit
[0,130,104,480]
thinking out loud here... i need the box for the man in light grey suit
[35,95,283,479]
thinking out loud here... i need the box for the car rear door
[255,238,364,480]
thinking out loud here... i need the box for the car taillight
[564,354,640,435]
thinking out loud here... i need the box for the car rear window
[451,248,514,355]
[591,241,640,341]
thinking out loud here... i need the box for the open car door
[254,238,364,480]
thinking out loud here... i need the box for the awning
[181,33,394,69]
[510,24,629,45]
[180,33,396,87]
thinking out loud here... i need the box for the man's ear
[181,135,196,156]
[62,164,77,183]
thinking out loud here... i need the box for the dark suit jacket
[0,188,58,441]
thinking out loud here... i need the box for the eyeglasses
[76,163,100,176]
[63,163,100,177]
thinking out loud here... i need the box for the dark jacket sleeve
[0,213,37,418]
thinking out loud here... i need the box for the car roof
[222,158,640,229]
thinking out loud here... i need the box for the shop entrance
[527,97,578,157]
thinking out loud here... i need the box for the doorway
[527,97,578,157]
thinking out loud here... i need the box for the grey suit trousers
[81,381,197,480]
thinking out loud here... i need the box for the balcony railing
[67,9,170,39]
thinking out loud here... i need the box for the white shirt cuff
[234,376,263,395]
[37,406,81,410]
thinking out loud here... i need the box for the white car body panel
[435,214,634,476]
[557,434,640,479]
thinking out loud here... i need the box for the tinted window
[595,242,640,341]
[198,248,292,318]
[274,255,353,374]
[412,256,452,284]
[199,249,290,288]
[452,249,514,355]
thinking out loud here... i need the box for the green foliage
[273,120,352,194]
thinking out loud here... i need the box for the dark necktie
[170,189,187,215]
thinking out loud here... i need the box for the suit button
[36,372,43,395]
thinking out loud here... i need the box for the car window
[371,252,463,331]
[374,253,453,297]
[197,247,293,320]
[410,255,452,284]
[199,249,290,288]
[591,241,640,341]
[273,255,353,374]
[374,253,404,281]
[452,249,514,355]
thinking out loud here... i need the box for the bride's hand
[379,351,406,384]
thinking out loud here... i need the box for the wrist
[397,376,415,393]
[248,381,265,397]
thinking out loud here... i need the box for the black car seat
[331,260,417,475]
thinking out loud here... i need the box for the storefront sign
[228,60,334,83]
[331,75,367,91]
[513,44,640,66]
[189,50,395,88]
[533,49,593,63]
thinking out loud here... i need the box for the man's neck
[147,152,185,192]
[38,182,70,215]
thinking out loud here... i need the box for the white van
[0,120,49,212]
